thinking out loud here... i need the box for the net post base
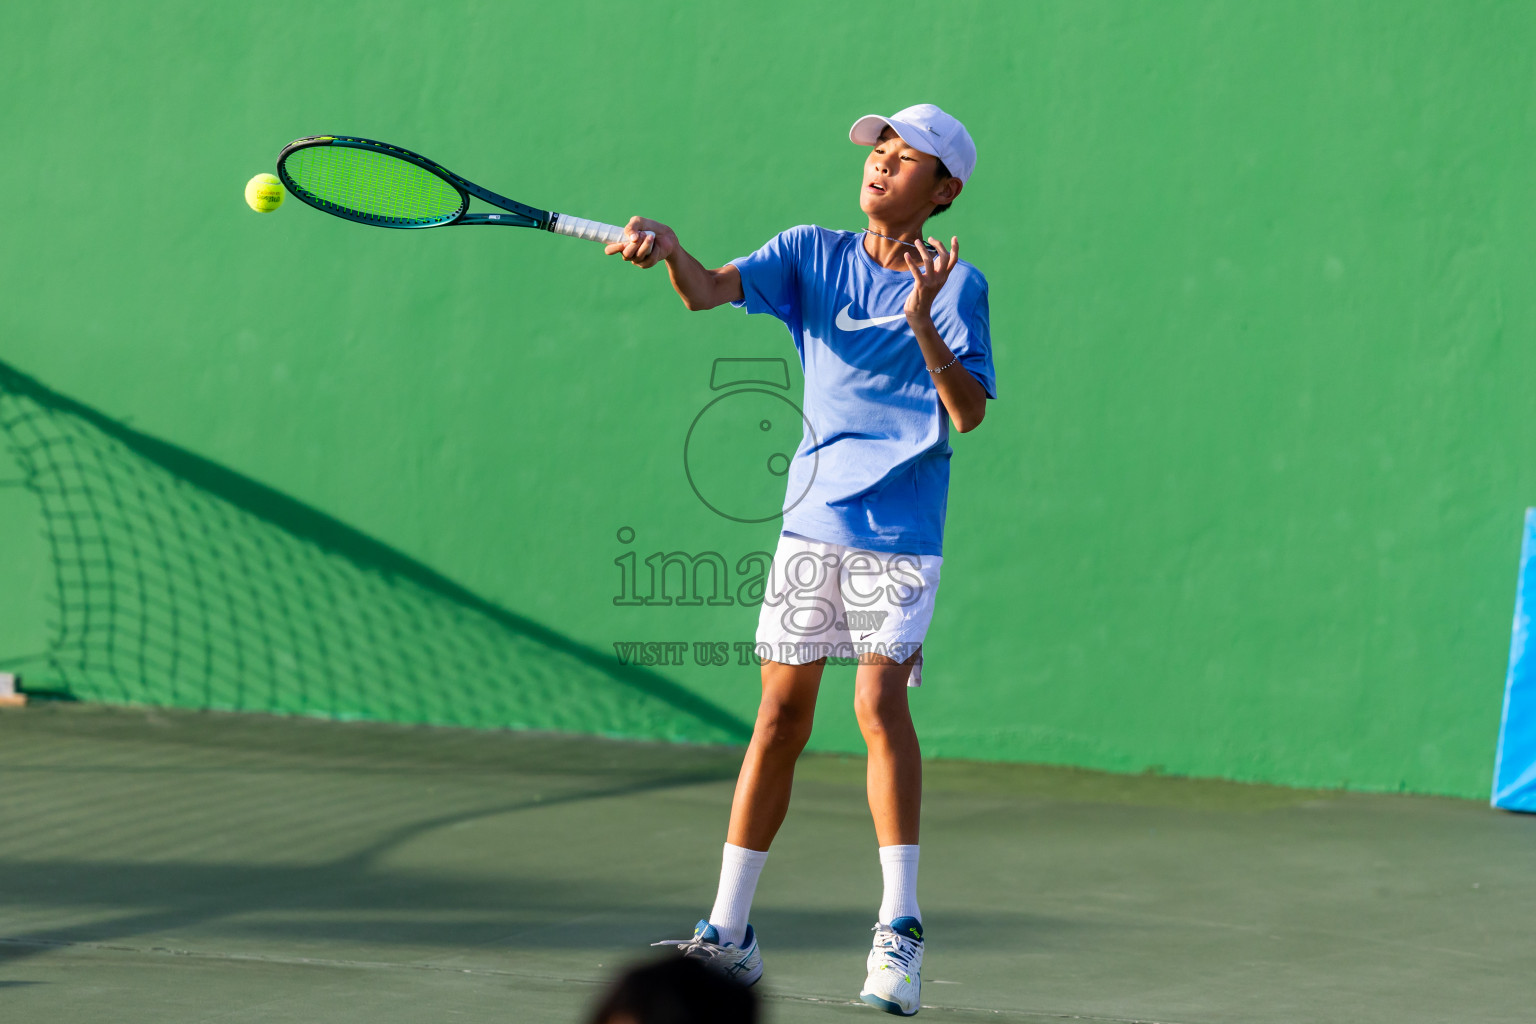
[0,673,25,707]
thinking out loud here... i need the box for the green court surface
[0,704,1529,1024]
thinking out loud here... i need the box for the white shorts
[753,532,944,687]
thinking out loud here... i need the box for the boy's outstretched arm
[605,217,743,311]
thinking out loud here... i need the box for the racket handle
[550,213,628,245]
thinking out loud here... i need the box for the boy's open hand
[903,236,960,321]
[605,217,676,269]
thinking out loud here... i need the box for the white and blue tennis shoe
[652,919,763,986]
[860,916,924,1015]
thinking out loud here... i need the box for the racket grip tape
[550,213,630,245]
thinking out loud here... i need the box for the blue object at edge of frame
[1492,508,1536,811]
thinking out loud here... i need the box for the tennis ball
[245,173,284,213]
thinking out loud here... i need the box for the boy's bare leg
[683,658,825,963]
[854,649,925,1016]
[725,658,827,850]
[854,650,922,845]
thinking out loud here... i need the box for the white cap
[849,103,976,184]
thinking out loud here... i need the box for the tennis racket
[275,135,640,244]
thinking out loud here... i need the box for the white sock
[878,844,921,925]
[708,842,768,947]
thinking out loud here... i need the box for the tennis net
[0,361,746,744]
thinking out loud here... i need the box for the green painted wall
[2,2,1532,797]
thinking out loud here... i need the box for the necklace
[862,228,936,253]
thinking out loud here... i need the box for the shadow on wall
[0,360,749,743]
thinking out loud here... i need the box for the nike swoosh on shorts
[835,303,907,331]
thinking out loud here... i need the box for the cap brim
[849,114,891,145]
[848,114,942,157]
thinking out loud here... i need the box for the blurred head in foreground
[585,956,758,1024]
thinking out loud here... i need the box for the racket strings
[284,145,463,225]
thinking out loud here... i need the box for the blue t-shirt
[730,225,996,556]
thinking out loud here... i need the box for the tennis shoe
[860,916,924,1015]
[651,919,763,986]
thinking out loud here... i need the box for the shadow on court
[1,704,1532,1024]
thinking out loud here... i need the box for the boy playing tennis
[607,104,994,1016]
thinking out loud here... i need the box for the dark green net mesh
[0,362,747,743]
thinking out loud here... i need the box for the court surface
[0,704,1529,1024]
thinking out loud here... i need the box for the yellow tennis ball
[245,173,284,213]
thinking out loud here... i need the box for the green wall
[2,1,1532,797]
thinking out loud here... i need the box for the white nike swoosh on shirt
[835,303,908,331]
